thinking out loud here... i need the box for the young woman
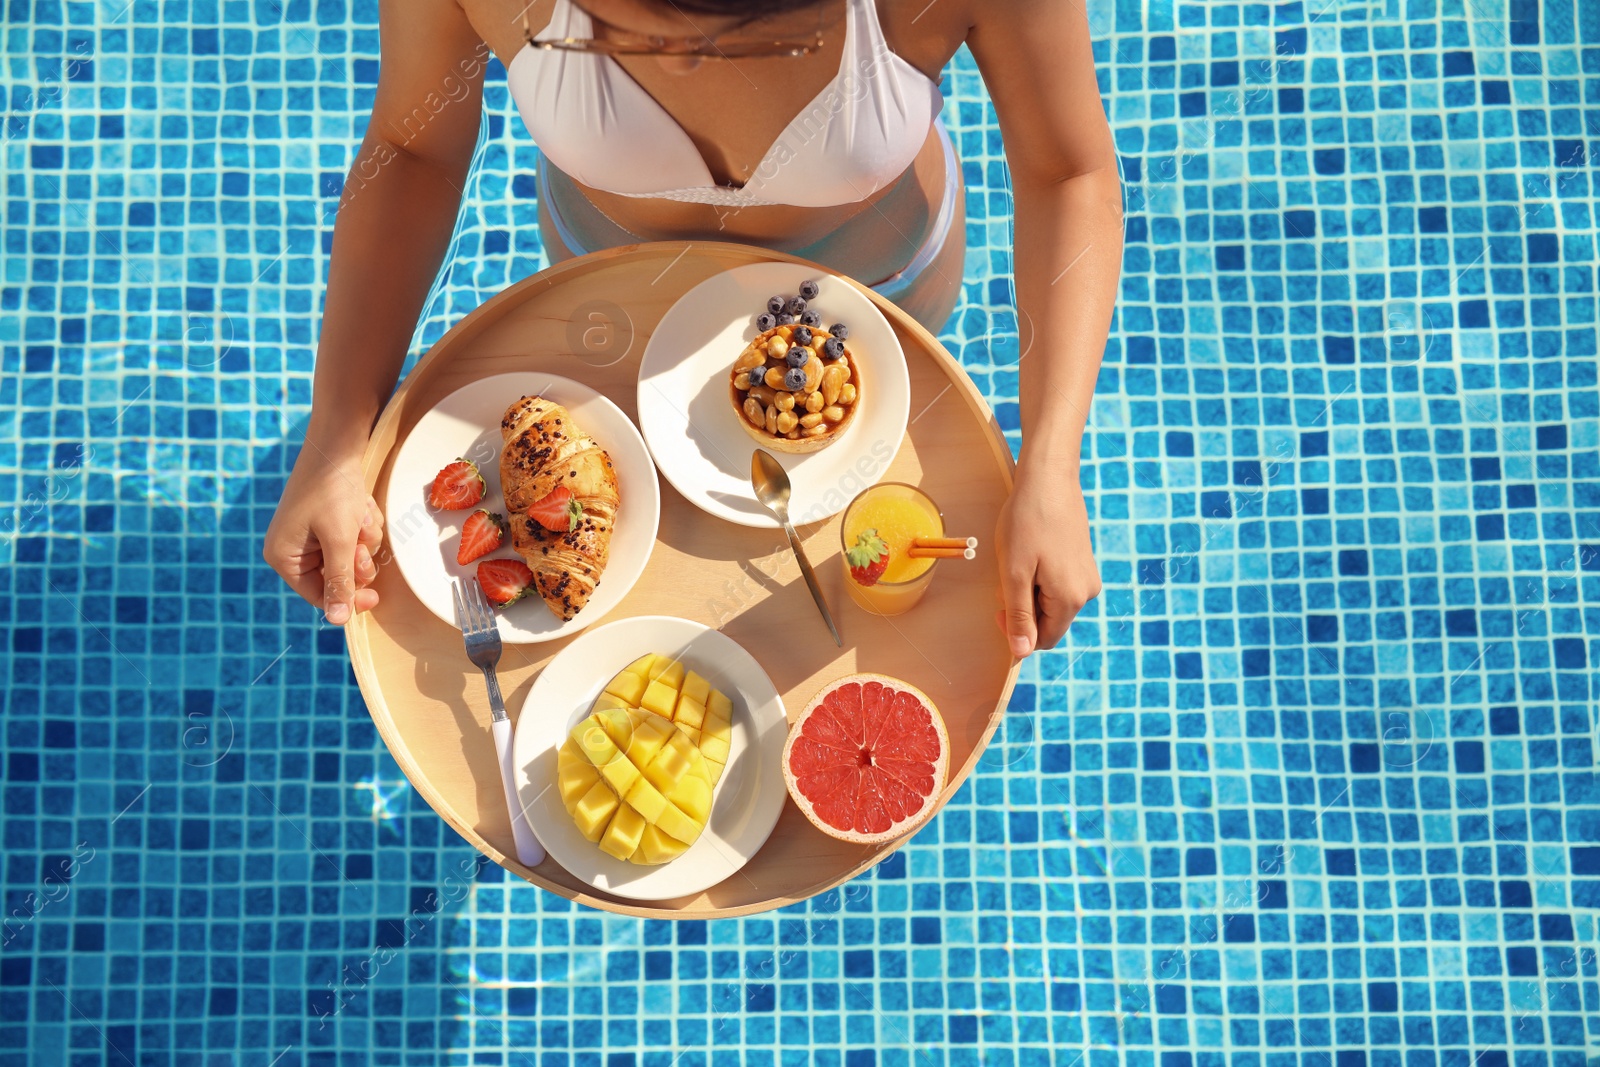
[264,0,1120,659]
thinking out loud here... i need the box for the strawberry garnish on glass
[846,528,889,587]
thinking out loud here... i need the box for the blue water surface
[3,0,1600,1063]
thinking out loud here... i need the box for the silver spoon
[750,448,843,647]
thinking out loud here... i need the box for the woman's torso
[458,0,971,281]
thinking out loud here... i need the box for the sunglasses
[522,2,826,58]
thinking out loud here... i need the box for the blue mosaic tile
[3,0,1600,1063]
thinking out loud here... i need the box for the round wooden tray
[348,242,1018,918]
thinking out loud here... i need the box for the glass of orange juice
[839,482,943,616]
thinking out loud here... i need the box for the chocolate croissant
[499,395,620,621]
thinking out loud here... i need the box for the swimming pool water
[4,0,1600,1063]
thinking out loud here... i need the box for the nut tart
[729,323,861,454]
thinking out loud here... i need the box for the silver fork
[453,579,545,868]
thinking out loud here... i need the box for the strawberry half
[846,528,889,587]
[476,558,533,607]
[430,459,484,511]
[456,510,506,565]
[527,485,584,532]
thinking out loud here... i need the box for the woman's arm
[966,0,1123,657]
[264,0,488,622]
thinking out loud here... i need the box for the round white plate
[512,615,789,901]
[637,262,909,527]
[383,372,660,644]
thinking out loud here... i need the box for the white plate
[383,372,660,644]
[512,615,789,901]
[637,263,909,527]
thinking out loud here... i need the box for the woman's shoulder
[452,0,558,69]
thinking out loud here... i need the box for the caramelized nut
[838,383,857,405]
[801,354,824,393]
[764,367,787,390]
[785,429,801,440]
[799,411,824,429]
[735,371,756,391]
[820,364,845,406]
[775,392,796,412]
[744,397,766,427]
[748,384,777,407]
[804,390,825,413]
[776,409,799,434]
[822,404,845,422]
[765,404,778,435]
[802,422,830,437]
[734,346,766,373]
[767,336,789,360]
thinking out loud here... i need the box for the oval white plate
[637,263,909,527]
[512,615,789,901]
[383,372,660,644]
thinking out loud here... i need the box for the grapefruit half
[782,673,948,844]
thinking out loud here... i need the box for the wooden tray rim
[347,241,1020,918]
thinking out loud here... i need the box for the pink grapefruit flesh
[782,673,948,844]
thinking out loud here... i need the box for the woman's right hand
[264,443,384,625]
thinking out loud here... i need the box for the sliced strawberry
[846,528,889,587]
[476,558,533,607]
[527,485,584,532]
[430,459,484,511]
[456,510,506,565]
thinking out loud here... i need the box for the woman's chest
[459,0,962,187]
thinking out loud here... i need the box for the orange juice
[840,483,943,615]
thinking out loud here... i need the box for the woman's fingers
[1000,558,1039,660]
[357,497,384,552]
[355,543,377,585]
[263,528,328,608]
[319,524,360,625]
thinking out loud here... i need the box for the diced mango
[654,801,701,847]
[558,748,600,806]
[646,742,691,791]
[557,704,715,866]
[624,775,669,824]
[672,772,712,824]
[650,657,686,689]
[637,823,689,864]
[599,803,646,860]
[571,656,740,863]
[675,694,705,729]
[595,687,636,713]
[623,715,670,770]
[700,733,730,765]
[682,671,711,707]
[640,679,678,718]
[702,709,732,745]
[572,778,619,841]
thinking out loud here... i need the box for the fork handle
[493,717,545,868]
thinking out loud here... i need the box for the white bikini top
[506,0,943,208]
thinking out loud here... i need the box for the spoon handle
[783,520,843,647]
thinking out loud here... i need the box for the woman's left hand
[994,464,1101,659]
